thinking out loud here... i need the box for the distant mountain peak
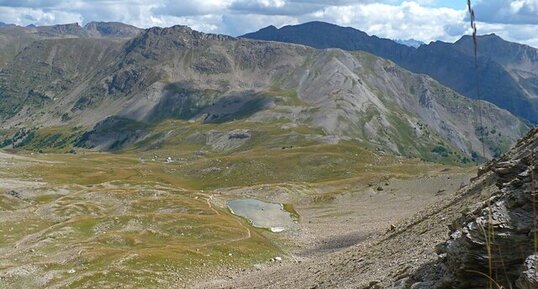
[241,21,378,51]
[481,33,501,39]
[394,38,424,48]
[84,21,141,38]
[295,21,345,27]
[34,22,87,37]
[259,25,278,31]
[241,21,538,124]
[52,22,82,28]
[147,25,233,41]
[124,24,234,59]
[456,33,503,42]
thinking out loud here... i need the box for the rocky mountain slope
[0,22,141,67]
[401,127,538,289]
[84,21,142,38]
[0,25,528,160]
[242,21,538,123]
[203,128,538,289]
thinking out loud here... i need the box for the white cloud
[0,6,82,25]
[477,22,538,48]
[149,14,223,32]
[155,0,232,17]
[223,13,298,35]
[303,1,467,43]
[257,0,286,8]
[474,0,538,25]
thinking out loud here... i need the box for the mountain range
[394,39,424,48]
[0,22,531,161]
[0,22,141,67]
[242,21,538,124]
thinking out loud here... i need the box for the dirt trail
[196,194,253,248]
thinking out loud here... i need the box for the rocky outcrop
[517,254,538,289]
[84,22,142,38]
[415,127,538,288]
[35,23,88,38]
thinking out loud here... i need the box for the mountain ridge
[0,25,528,161]
[242,21,538,123]
[394,38,424,48]
[0,22,142,67]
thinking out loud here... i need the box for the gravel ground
[195,169,490,289]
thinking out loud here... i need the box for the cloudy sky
[0,0,537,47]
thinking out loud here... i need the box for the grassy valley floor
[0,141,474,288]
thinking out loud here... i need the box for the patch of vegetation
[431,145,449,157]
[75,117,148,151]
[475,125,512,159]
[5,126,83,153]
[203,94,271,124]
[146,82,219,122]
[383,112,468,165]
[0,154,280,288]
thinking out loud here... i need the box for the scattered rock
[410,281,434,289]
[435,189,446,196]
[228,131,250,140]
[3,190,21,199]
[516,254,538,289]
[368,280,382,289]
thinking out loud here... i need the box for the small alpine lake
[227,198,297,232]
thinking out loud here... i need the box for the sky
[0,0,536,47]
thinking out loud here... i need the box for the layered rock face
[432,128,538,288]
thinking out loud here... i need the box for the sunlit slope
[0,138,466,289]
[0,25,528,161]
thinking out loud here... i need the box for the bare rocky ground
[0,148,476,289]
[294,174,471,256]
[196,170,479,288]
[198,129,538,289]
